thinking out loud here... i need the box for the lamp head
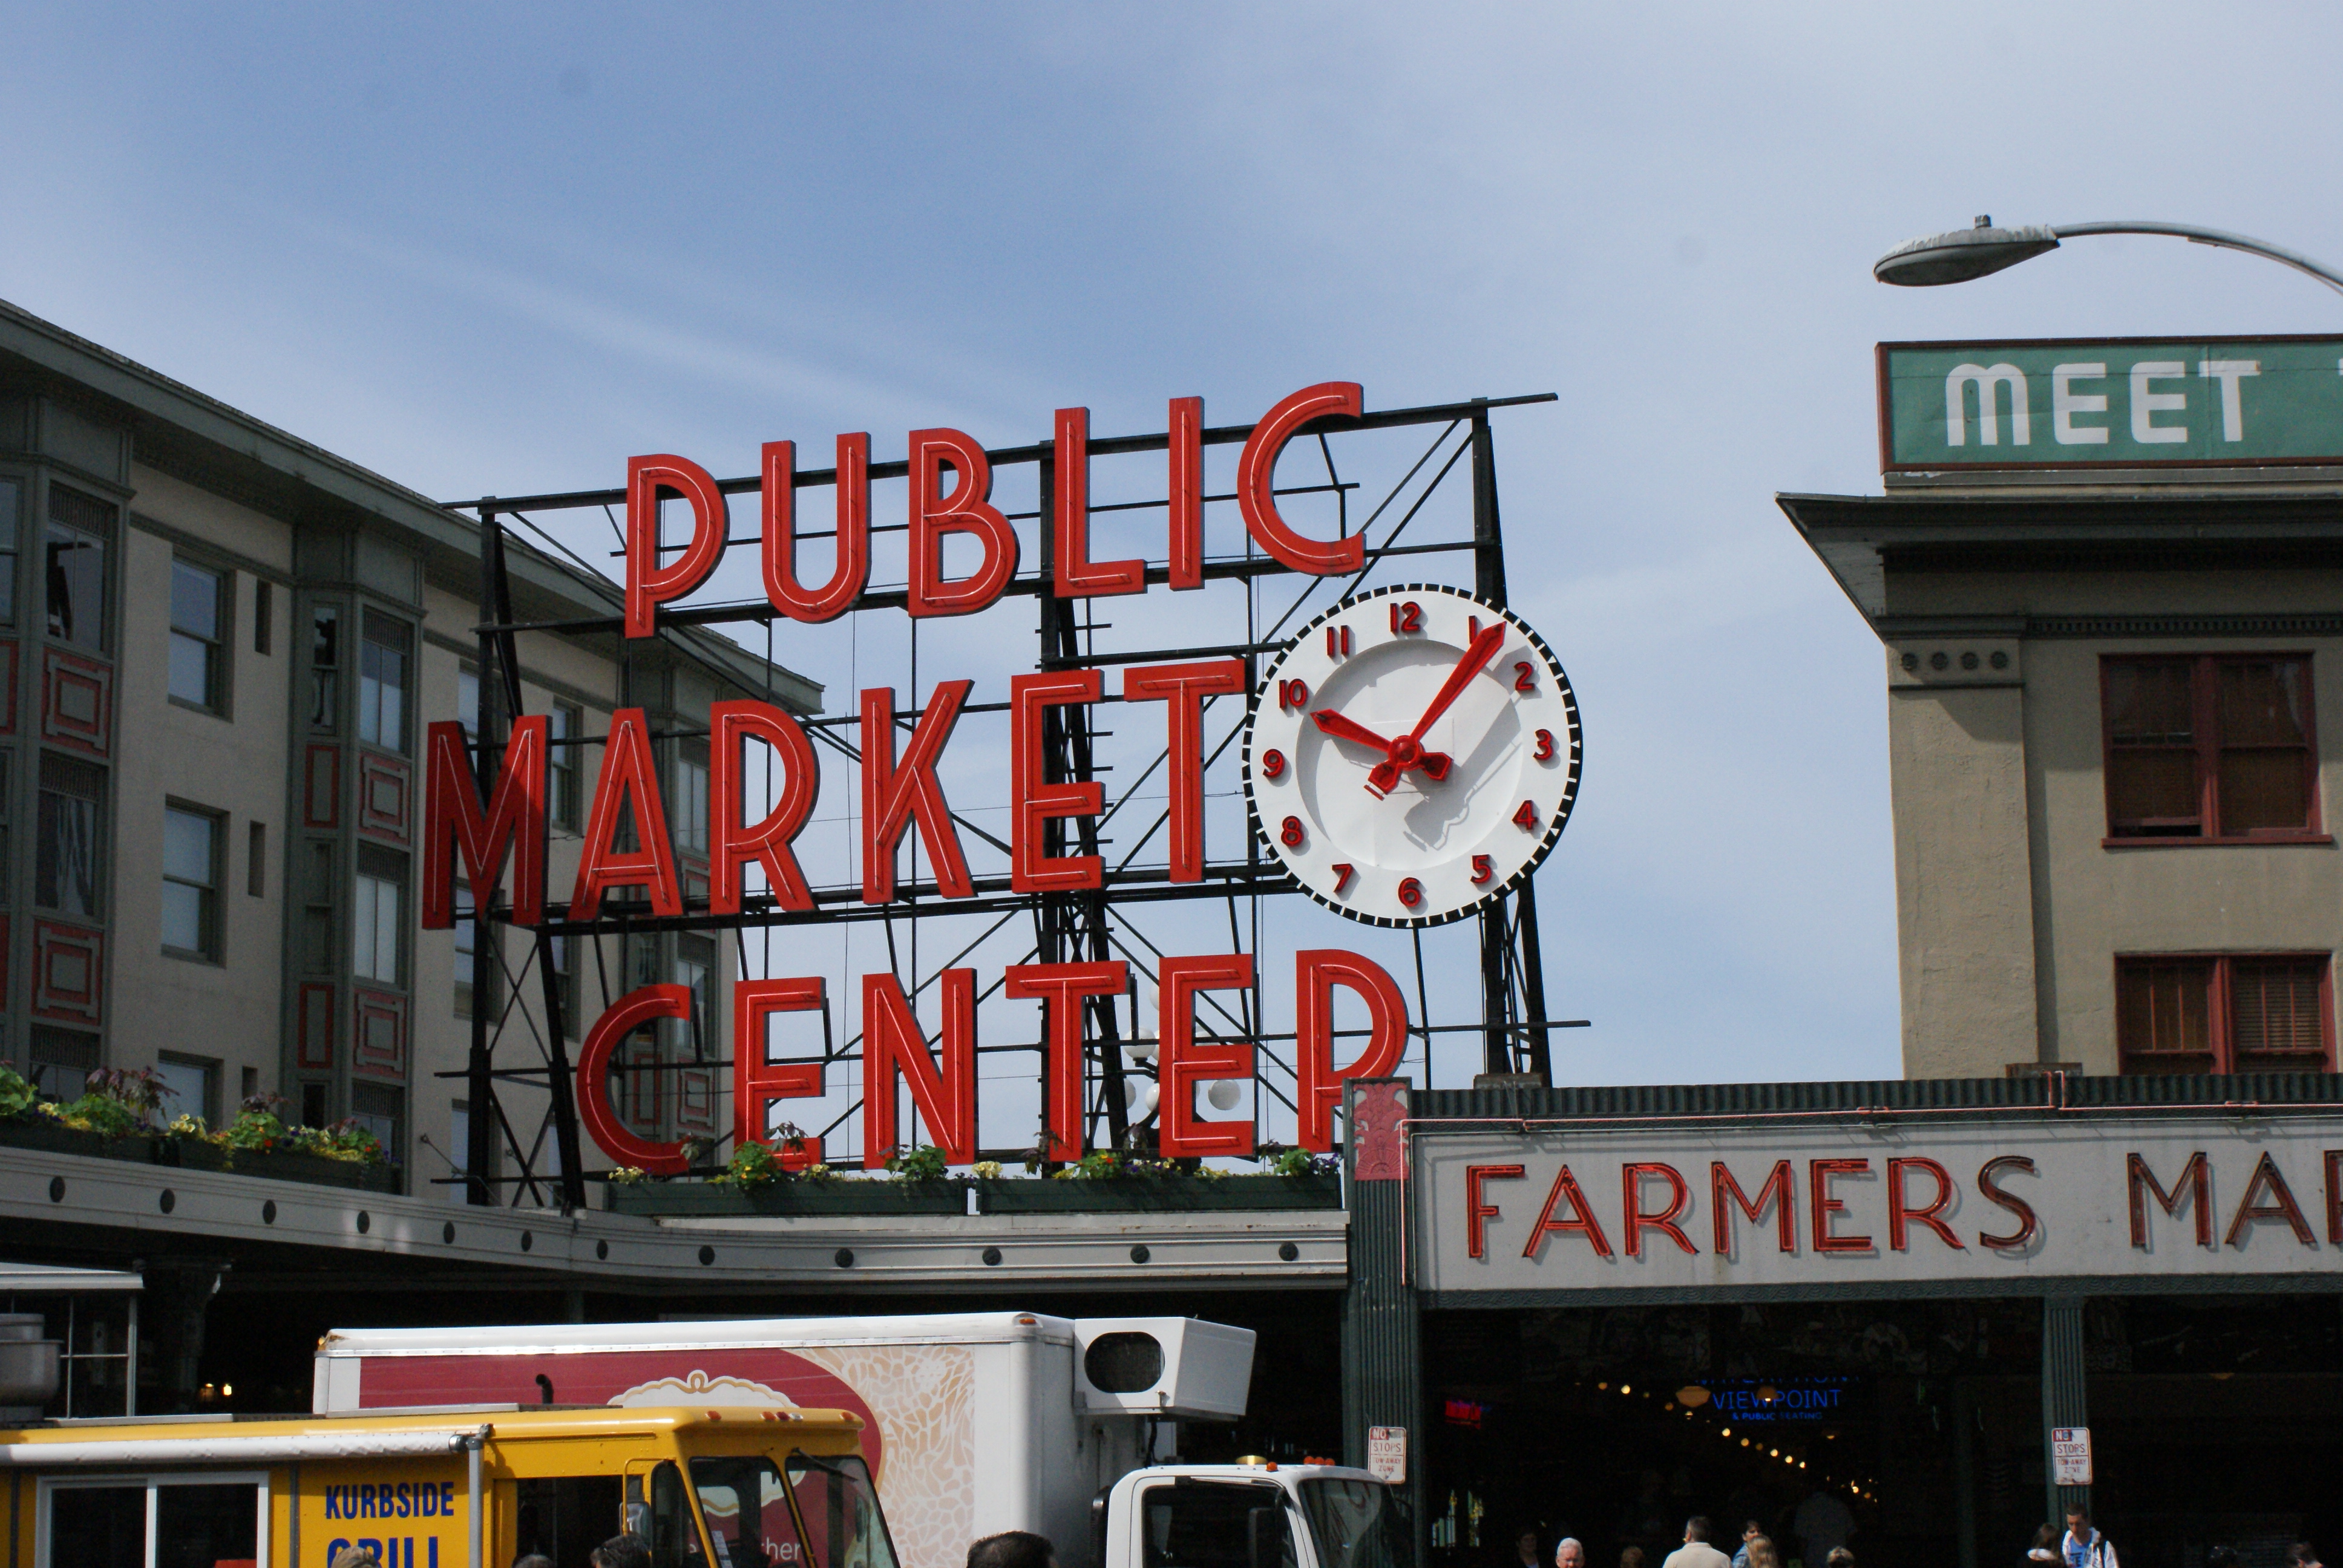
[1874,215,2059,286]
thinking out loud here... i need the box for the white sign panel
[1367,1426,1406,1485]
[1415,1114,2343,1296]
[2051,1427,2093,1486]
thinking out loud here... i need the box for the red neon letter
[1809,1158,1873,1253]
[569,708,683,920]
[2128,1150,2213,1248]
[1624,1163,1698,1256]
[626,454,729,638]
[709,701,818,915]
[1236,382,1364,575]
[1521,1163,1612,1259]
[1978,1155,2040,1250]
[1294,949,1408,1152]
[1167,396,1205,590]
[906,428,1018,617]
[1053,408,1144,598]
[1711,1160,1796,1255]
[762,435,870,622]
[422,716,545,929]
[1121,659,1245,883]
[1009,670,1104,893]
[2328,1150,2343,1245]
[733,976,824,1166]
[1158,953,1256,1158]
[1004,960,1126,1161]
[861,682,975,904]
[860,969,977,1168]
[1465,1163,1526,1259]
[1886,1156,1966,1251]
[2226,1151,2316,1247]
[576,985,692,1174]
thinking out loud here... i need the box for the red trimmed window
[2115,954,2333,1074]
[2102,655,2319,840]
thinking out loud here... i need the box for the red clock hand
[1368,621,1507,794]
[1311,709,1396,751]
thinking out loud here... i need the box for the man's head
[330,1549,379,1568]
[1556,1540,1585,1568]
[1826,1551,1855,1568]
[970,1531,1058,1568]
[2068,1509,2090,1534]
[1519,1531,1541,1561]
[591,1537,654,1568]
[1686,1520,1712,1545]
[2287,1544,2322,1568]
[1745,1524,1764,1544]
[514,1558,556,1568]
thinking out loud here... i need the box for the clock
[1242,584,1581,927]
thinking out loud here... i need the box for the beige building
[1784,453,2343,1080]
[0,298,814,1195]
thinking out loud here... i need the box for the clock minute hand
[1366,621,1506,795]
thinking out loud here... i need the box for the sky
[5,3,2342,1103]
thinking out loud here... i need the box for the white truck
[314,1312,1411,1568]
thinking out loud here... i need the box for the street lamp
[1873,215,2343,296]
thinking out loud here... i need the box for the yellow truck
[0,1402,894,1568]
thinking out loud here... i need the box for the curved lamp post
[1874,215,2343,297]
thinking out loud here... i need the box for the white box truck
[314,1312,1409,1568]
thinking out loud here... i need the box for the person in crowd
[1518,1530,1544,1568]
[1733,1523,1764,1568]
[1621,1547,1648,1568]
[1826,1550,1855,1568]
[1794,1491,1854,1568]
[1665,1518,1731,1568]
[513,1557,555,1568]
[2287,1544,2323,1568]
[1748,1538,1783,1568]
[591,1538,653,1568]
[970,1530,1059,1568]
[2028,1526,2061,1565]
[1556,1539,1586,1568]
[2062,1506,2117,1568]
[329,1549,378,1568]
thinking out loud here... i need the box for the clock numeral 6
[1331,863,1354,895]
[1277,678,1310,711]
[1390,599,1423,634]
[1470,854,1494,885]
[1260,748,1286,780]
[1533,728,1556,762]
[1513,800,1539,830]
[1280,815,1306,848]
[1397,877,1424,909]
[1513,660,1536,692]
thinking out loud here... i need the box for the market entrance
[1421,1299,2046,1568]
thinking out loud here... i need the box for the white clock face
[1242,585,1582,927]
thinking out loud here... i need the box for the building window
[350,1081,404,1166]
[548,933,578,1037]
[357,611,409,752]
[28,1025,98,1101]
[36,752,103,916]
[352,846,405,985]
[154,1053,220,1126]
[2103,655,2320,839]
[2117,953,2333,1074]
[0,473,19,624]
[548,703,581,831]
[674,749,709,857]
[246,821,264,898]
[44,484,111,653]
[453,878,497,1018]
[0,750,14,887]
[676,933,715,1056]
[253,578,272,655]
[457,665,479,738]
[168,561,226,712]
[161,804,222,961]
[309,604,340,731]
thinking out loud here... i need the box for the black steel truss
[441,393,1565,1209]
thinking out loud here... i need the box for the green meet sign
[1879,335,2343,470]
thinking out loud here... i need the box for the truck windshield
[1297,1480,1412,1568]
[1139,1481,1297,1568]
[783,1451,900,1568]
[688,1454,804,1567]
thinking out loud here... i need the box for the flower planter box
[603,1171,1341,1217]
[0,1117,151,1163]
[977,1174,1341,1212]
[228,1149,402,1194]
[0,1117,398,1193]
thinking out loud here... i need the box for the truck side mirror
[1249,1506,1290,1568]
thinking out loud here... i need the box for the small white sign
[2051,1426,2093,1486]
[1368,1426,1406,1485]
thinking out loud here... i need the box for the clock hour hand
[1310,710,1395,751]
[1316,709,1452,797]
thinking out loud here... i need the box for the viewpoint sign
[1879,335,2343,471]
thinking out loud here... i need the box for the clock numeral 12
[1331,863,1354,895]
[1278,678,1309,710]
[1391,600,1424,634]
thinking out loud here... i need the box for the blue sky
[6,4,2342,1100]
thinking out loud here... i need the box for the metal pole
[2050,219,2343,296]
[466,505,500,1203]
[1468,407,1517,1077]
[464,1429,487,1568]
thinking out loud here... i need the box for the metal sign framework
[442,393,1572,1209]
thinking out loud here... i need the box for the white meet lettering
[2129,361,2189,443]
[2198,359,2261,441]
[2052,363,2109,445]
[1944,362,2030,446]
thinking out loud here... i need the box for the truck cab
[1100,1465,1412,1568]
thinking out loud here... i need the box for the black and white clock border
[1240,583,1584,929]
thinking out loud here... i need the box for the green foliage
[720,1140,788,1188]
[221,1109,290,1154]
[1264,1146,1336,1178]
[0,1066,33,1120]
[883,1144,949,1183]
[608,1166,649,1186]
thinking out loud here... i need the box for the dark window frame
[548,701,583,832]
[356,609,412,755]
[2101,653,2326,844]
[2115,952,2335,1074]
[160,798,226,964]
[167,557,232,717]
[35,751,106,918]
[43,482,114,655]
[0,469,22,626]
